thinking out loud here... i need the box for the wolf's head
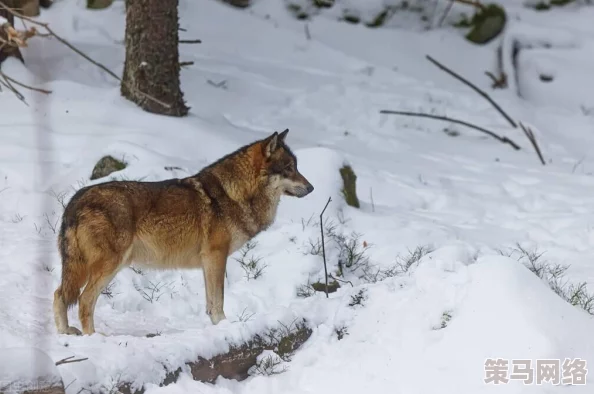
[260,129,314,198]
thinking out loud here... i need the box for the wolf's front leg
[202,249,228,325]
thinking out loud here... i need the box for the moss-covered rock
[90,155,127,180]
[311,280,340,293]
[465,4,507,45]
[87,0,113,10]
[340,164,360,208]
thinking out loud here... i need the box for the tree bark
[121,0,189,116]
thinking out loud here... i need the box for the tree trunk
[120,0,189,117]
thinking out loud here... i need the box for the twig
[379,110,521,150]
[329,273,353,287]
[1,70,51,93]
[180,61,194,67]
[437,0,455,27]
[426,54,517,128]
[179,39,201,44]
[55,356,89,366]
[319,197,332,298]
[519,122,546,165]
[0,1,171,109]
[304,23,311,41]
[484,70,507,89]
[369,187,375,213]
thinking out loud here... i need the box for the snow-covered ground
[1,0,594,393]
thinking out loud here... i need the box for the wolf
[53,129,314,335]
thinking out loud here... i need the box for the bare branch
[437,0,455,27]
[379,109,521,150]
[179,39,201,44]
[2,70,51,93]
[180,61,194,67]
[426,54,517,128]
[519,122,546,165]
[319,197,332,298]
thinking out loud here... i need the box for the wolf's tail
[56,221,88,308]
[53,216,88,334]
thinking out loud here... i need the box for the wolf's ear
[279,128,289,142]
[263,132,279,158]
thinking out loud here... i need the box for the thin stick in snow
[425,54,517,128]
[519,122,546,165]
[319,197,332,298]
[379,109,521,150]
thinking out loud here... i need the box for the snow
[1,0,594,393]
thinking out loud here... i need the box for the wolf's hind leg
[53,287,83,336]
[78,257,121,335]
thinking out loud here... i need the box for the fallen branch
[319,197,332,298]
[519,122,546,165]
[0,1,171,109]
[55,355,89,366]
[379,109,521,150]
[426,54,517,128]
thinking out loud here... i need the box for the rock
[90,155,127,180]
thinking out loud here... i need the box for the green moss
[366,8,390,28]
[465,4,507,45]
[311,280,340,293]
[339,164,360,208]
[453,14,473,28]
[287,3,310,19]
[550,0,574,5]
[87,0,113,10]
[342,14,360,24]
[532,1,551,10]
[313,0,334,8]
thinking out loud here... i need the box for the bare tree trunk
[120,0,189,116]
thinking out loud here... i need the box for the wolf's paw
[209,311,227,325]
[61,326,82,336]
